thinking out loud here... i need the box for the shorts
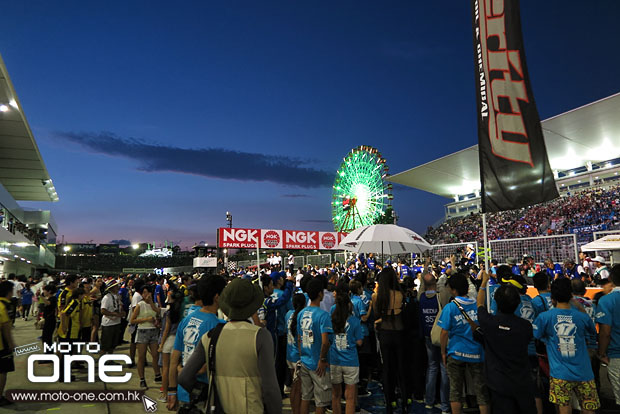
[300,364,331,407]
[330,365,359,385]
[136,328,159,344]
[80,326,91,342]
[608,358,620,405]
[101,324,121,352]
[287,360,297,370]
[446,357,489,405]
[0,350,15,373]
[549,377,600,410]
[161,335,175,354]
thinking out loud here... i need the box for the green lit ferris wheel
[332,146,393,232]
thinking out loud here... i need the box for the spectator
[178,277,282,414]
[298,277,333,414]
[592,256,610,284]
[596,264,620,406]
[531,271,552,315]
[371,267,409,413]
[129,284,161,389]
[329,279,363,414]
[419,272,449,414]
[0,281,16,407]
[100,280,124,354]
[167,275,226,411]
[286,293,307,414]
[476,271,537,413]
[438,272,489,414]
[157,287,183,403]
[40,284,57,357]
[533,278,600,414]
[19,283,34,321]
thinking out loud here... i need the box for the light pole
[63,245,71,269]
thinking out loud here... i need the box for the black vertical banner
[471,0,558,213]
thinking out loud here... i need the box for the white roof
[388,93,620,198]
[0,53,58,202]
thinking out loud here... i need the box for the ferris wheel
[332,146,393,232]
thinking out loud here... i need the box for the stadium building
[0,53,58,277]
[389,93,620,220]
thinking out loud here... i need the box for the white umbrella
[337,224,432,255]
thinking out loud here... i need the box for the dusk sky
[1,1,619,249]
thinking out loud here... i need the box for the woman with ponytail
[330,278,363,414]
[286,293,306,414]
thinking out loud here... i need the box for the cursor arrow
[142,395,158,412]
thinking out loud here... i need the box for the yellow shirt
[59,298,81,339]
[0,297,10,352]
[81,297,93,328]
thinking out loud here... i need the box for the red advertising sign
[218,228,346,250]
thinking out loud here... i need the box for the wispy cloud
[55,131,333,188]
[282,194,311,198]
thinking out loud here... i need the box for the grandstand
[389,93,620,221]
[388,93,620,251]
[0,52,59,277]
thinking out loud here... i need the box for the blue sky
[1,1,619,248]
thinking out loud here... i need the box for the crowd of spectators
[426,186,620,245]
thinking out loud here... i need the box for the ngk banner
[218,228,346,250]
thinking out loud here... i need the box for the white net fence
[306,253,332,267]
[489,234,577,264]
[426,242,478,263]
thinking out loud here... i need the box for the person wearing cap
[100,280,125,354]
[533,278,600,414]
[465,244,475,266]
[178,277,282,414]
[596,264,620,407]
[592,256,609,284]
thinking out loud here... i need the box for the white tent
[580,235,620,252]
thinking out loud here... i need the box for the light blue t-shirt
[285,309,300,363]
[491,293,538,355]
[595,288,620,358]
[173,311,226,402]
[328,309,363,367]
[297,306,333,371]
[351,295,368,337]
[531,292,552,315]
[533,307,596,381]
[572,296,597,350]
[437,297,483,362]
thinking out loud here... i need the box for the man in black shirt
[476,270,537,414]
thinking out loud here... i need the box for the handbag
[430,295,443,346]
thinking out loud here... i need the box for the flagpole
[483,212,491,309]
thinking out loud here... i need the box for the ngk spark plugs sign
[218,228,345,250]
[261,229,283,249]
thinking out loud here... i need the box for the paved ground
[1,317,618,413]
